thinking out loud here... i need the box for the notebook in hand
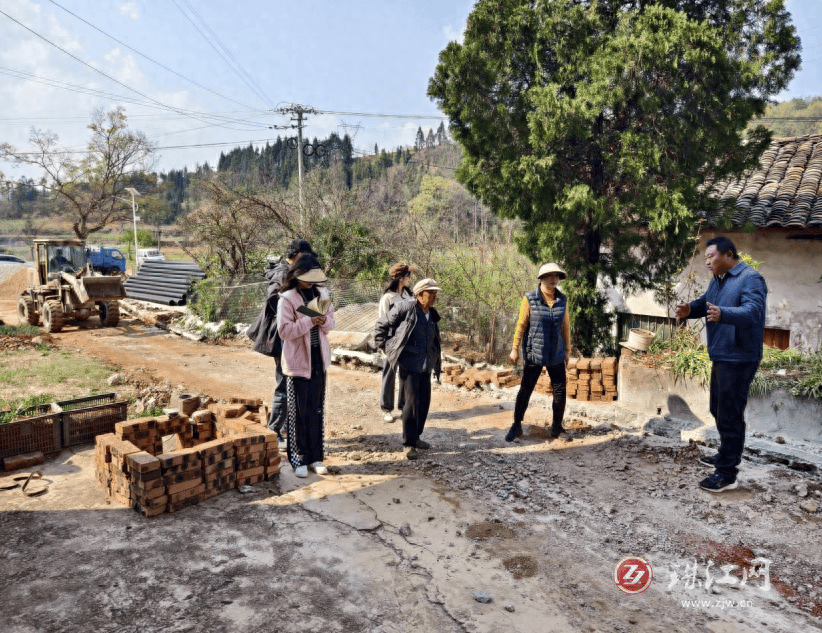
[296,296,331,318]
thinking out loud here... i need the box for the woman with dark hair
[277,254,335,478]
[377,263,415,422]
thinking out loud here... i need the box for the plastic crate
[60,395,128,447]
[0,405,62,460]
[56,392,119,412]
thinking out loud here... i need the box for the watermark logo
[614,556,654,594]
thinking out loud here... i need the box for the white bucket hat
[296,267,327,283]
[537,262,567,280]
[413,278,441,295]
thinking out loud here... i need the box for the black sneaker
[415,439,431,450]
[550,426,569,441]
[698,454,718,468]
[505,423,523,442]
[406,447,419,460]
[699,472,738,493]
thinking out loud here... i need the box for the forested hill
[750,96,822,138]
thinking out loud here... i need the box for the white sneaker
[294,465,308,478]
[310,462,328,475]
[383,411,395,423]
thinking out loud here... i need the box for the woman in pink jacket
[277,254,335,478]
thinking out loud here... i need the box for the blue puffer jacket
[688,261,767,363]
[523,287,566,367]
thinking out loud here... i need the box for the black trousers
[268,354,287,432]
[710,360,759,478]
[513,361,566,429]
[285,346,326,469]
[399,368,431,447]
[380,359,405,413]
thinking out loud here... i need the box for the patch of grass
[0,324,41,336]
[0,348,118,394]
[0,393,58,425]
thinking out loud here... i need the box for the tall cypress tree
[429,0,800,354]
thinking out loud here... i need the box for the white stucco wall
[610,229,822,351]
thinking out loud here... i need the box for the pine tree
[415,127,425,151]
[436,122,447,145]
[426,129,435,149]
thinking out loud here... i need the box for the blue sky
[0,0,820,181]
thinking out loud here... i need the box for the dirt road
[1,299,820,633]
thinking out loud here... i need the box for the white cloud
[443,24,464,44]
[119,2,140,21]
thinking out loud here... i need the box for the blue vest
[523,286,566,367]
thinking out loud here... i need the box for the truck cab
[136,248,165,267]
[86,246,126,275]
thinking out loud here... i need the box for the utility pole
[275,104,319,229]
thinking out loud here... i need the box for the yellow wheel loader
[17,238,127,333]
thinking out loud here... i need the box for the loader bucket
[81,275,127,301]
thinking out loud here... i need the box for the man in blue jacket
[675,237,767,493]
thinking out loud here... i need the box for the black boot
[505,422,523,442]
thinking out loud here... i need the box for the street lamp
[123,187,141,272]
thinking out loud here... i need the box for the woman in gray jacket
[377,263,415,422]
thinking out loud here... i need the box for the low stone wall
[618,356,822,443]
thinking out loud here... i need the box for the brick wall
[441,357,618,403]
[94,397,281,518]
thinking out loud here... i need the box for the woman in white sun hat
[505,262,571,442]
[278,254,335,478]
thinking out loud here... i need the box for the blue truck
[85,246,126,275]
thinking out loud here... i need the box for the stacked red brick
[93,396,282,518]
[566,357,618,402]
[127,451,165,517]
[441,364,522,389]
[94,433,140,507]
[208,397,281,481]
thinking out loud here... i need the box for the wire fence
[211,275,520,363]
[214,277,385,324]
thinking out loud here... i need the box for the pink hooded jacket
[277,286,335,379]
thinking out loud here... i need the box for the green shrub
[0,393,57,425]
[117,228,156,248]
[189,276,221,322]
[650,325,712,386]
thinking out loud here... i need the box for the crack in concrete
[285,480,474,632]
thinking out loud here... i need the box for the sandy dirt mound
[0,267,31,300]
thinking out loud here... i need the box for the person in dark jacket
[377,262,416,422]
[374,278,442,460]
[247,239,316,442]
[675,236,767,493]
[505,262,572,442]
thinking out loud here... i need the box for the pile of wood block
[93,396,281,518]
[566,357,618,402]
[441,363,522,390]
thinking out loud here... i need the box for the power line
[171,0,276,111]
[0,9,261,133]
[44,0,266,114]
[0,65,273,130]
[180,0,276,111]
[318,109,448,120]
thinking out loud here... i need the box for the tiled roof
[710,134,822,229]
